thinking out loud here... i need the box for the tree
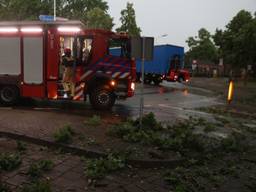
[0,0,114,30]
[86,7,113,30]
[213,10,256,69]
[186,28,218,63]
[59,0,109,25]
[116,2,141,36]
[0,0,52,20]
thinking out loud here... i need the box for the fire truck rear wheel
[0,85,19,105]
[89,86,116,110]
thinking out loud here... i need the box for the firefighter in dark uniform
[62,48,75,98]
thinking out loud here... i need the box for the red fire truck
[0,21,136,109]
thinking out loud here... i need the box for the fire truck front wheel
[0,85,19,105]
[89,86,116,110]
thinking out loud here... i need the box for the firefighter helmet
[64,48,71,55]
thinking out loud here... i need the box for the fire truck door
[22,36,45,97]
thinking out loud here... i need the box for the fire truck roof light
[57,27,81,32]
[0,27,18,33]
[21,27,43,33]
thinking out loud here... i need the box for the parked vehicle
[0,20,136,109]
[136,44,190,85]
[110,44,189,85]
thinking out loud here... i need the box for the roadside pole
[54,0,56,21]
[130,36,153,128]
[139,38,146,128]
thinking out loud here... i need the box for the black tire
[89,86,116,110]
[153,79,162,85]
[178,77,184,83]
[152,76,162,85]
[0,85,19,105]
[144,74,152,84]
[144,78,152,84]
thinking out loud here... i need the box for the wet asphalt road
[114,81,223,123]
[0,81,222,124]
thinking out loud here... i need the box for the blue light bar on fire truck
[39,15,69,22]
[39,15,55,22]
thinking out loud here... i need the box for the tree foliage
[86,7,113,30]
[186,10,256,71]
[186,28,218,63]
[116,2,141,36]
[58,0,109,25]
[0,0,52,20]
[213,10,256,69]
[0,0,113,30]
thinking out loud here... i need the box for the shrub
[221,132,247,152]
[85,115,101,126]
[109,114,205,153]
[0,153,22,171]
[203,124,216,133]
[0,183,10,192]
[85,154,125,179]
[21,180,51,192]
[53,125,74,144]
[16,141,27,152]
[215,116,230,125]
[27,160,53,178]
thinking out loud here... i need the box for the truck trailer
[0,21,136,109]
[110,44,190,85]
[137,44,190,85]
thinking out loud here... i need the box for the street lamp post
[155,34,168,45]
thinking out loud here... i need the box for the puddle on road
[115,82,223,123]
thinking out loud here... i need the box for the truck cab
[0,21,136,109]
[165,54,190,82]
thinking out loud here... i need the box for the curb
[0,131,184,168]
[0,131,106,158]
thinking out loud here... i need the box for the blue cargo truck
[110,44,190,85]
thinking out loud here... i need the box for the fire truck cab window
[79,38,93,66]
[170,55,181,70]
[60,37,92,66]
[108,39,131,59]
[59,36,92,78]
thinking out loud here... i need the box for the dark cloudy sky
[105,0,256,50]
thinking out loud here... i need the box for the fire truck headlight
[131,82,135,91]
[110,80,116,87]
